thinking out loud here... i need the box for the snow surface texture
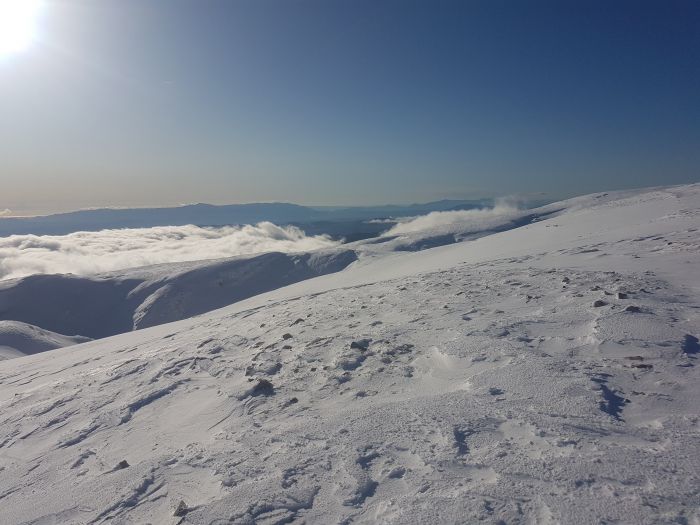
[0,185,698,524]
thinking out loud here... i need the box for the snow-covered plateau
[0,184,698,524]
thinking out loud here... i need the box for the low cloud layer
[385,197,524,236]
[0,223,340,281]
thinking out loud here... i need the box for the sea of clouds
[0,222,340,280]
[384,197,523,236]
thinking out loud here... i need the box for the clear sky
[0,0,698,215]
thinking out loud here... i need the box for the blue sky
[1,0,698,215]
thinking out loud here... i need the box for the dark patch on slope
[682,334,699,356]
[590,376,629,421]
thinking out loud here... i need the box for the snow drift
[0,320,91,360]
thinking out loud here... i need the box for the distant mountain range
[0,200,493,236]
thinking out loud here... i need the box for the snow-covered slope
[0,188,643,347]
[0,321,91,360]
[0,249,357,340]
[0,184,698,524]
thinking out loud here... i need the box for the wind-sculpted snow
[0,262,697,524]
[0,184,698,524]
[0,222,341,281]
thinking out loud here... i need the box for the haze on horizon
[1,0,698,216]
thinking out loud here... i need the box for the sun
[0,0,43,57]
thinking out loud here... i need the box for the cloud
[0,209,13,217]
[0,222,341,281]
[384,197,524,236]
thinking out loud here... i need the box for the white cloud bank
[0,223,340,281]
[384,197,524,235]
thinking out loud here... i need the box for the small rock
[115,460,129,470]
[251,378,274,396]
[245,362,281,376]
[593,300,607,308]
[350,339,371,351]
[387,466,406,479]
[624,305,642,313]
[394,343,415,354]
[683,334,700,356]
[282,333,293,340]
[174,500,188,517]
[617,292,628,299]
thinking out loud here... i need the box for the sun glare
[0,0,43,57]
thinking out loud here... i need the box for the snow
[0,249,357,339]
[0,184,698,524]
[0,321,91,360]
[0,188,646,344]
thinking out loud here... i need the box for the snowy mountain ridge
[0,186,661,352]
[0,184,698,524]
